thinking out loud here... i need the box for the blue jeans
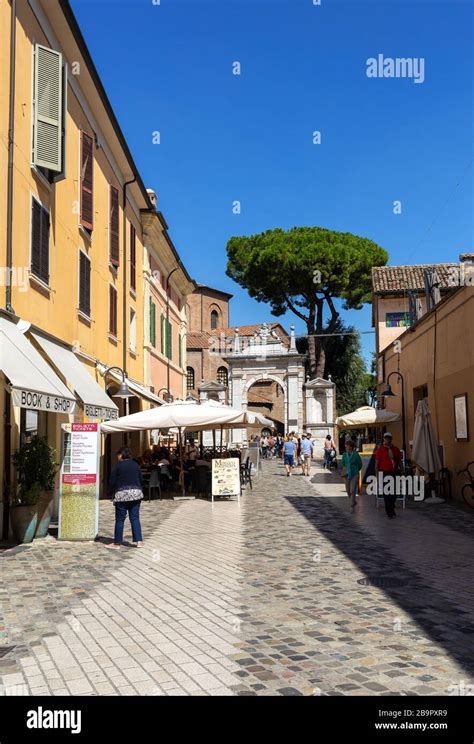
[114,500,143,544]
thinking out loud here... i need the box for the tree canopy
[226,226,387,377]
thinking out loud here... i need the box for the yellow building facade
[0,0,192,537]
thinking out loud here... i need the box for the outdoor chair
[191,466,211,499]
[240,456,252,490]
[145,468,161,501]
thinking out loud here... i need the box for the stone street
[1,459,473,696]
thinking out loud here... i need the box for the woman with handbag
[341,439,363,513]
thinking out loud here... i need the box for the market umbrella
[336,405,401,428]
[412,399,442,501]
[101,401,272,497]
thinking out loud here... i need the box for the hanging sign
[12,388,75,413]
[58,423,100,540]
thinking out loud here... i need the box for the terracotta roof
[193,283,233,299]
[186,332,211,349]
[372,263,458,294]
[220,323,288,338]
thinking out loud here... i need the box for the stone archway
[223,324,307,443]
[244,375,286,434]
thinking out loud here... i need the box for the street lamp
[104,366,134,400]
[158,387,173,403]
[381,371,407,456]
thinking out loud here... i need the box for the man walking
[283,434,297,477]
[341,439,362,513]
[300,433,313,476]
[375,432,402,519]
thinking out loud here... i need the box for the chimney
[459,253,474,263]
[146,188,158,210]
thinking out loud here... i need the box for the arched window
[186,367,195,391]
[217,366,228,386]
[210,309,219,329]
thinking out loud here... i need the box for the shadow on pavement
[287,494,474,679]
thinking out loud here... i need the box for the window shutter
[178,335,182,368]
[109,286,117,336]
[166,320,172,360]
[32,45,63,172]
[130,224,136,291]
[80,132,94,230]
[150,299,156,347]
[31,198,49,284]
[160,314,165,354]
[109,186,119,267]
[79,252,91,316]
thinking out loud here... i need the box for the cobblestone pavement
[1,459,473,696]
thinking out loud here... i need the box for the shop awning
[31,333,119,421]
[0,317,76,414]
[98,364,165,406]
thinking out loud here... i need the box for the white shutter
[33,44,63,172]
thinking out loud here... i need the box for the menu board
[59,423,99,540]
[211,458,241,504]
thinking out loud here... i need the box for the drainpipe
[122,177,136,418]
[5,0,16,314]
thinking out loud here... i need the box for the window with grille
[186,367,195,391]
[217,366,228,386]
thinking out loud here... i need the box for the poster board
[211,458,240,504]
[58,423,100,540]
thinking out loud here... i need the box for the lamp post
[104,366,135,443]
[381,371,407,456]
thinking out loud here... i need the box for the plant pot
[36,490,54,538]
[10,505,38,544]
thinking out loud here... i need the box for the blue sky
[71,0,473,364]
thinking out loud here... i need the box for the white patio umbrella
[101,401,272,497]
[412,399,443,501]
[100,400,272,434]
[336,405,401,428]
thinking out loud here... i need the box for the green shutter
[150,299,156,346]
[178,335,182,368]
[160,314,165,354]
[167,320,172,360]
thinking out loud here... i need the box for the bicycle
[458,461,474,507]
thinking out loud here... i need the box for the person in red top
[375,432,402,519]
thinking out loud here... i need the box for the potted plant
[12,436,58,539]
[8,482,41,544]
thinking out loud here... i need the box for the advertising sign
[59,423,100,540]
[211,458,241,504]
